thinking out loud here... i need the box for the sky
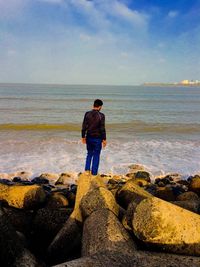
[0,0,200,85]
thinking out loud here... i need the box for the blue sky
[0,0,200,85]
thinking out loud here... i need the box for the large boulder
[176,191,199,201]
[31,207,71,258]
[46,192,69,209]
[55,173,77,186]
[171,200,200,214]
[117,180,152,209]
[0,207,39,267]
[155,186,176,201]
[47,217,82,265]
[189,175,200,195]
[133,197,200,256]
[47,173,98,265]
[54,248,200,267]
[80,187,119,219]
[82,209,136,257]
[0,183,46,209]
[2,206,33,235]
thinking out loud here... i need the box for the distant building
[180,80,189,85]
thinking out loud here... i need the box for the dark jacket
[81,109,106,140]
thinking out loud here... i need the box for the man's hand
[102,140,107,148]
[81,138,86,144]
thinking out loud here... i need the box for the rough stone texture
[47,173,94,265]
[155,186,176,201]
[189,175,200,195]
[124,200,138,229]
[46,192,69,209]
[133,197,200,256]
[0,183,46,209]
[171,200,200,214]
[117,180,152,209]
[39,172,59,181]
[80,187,119,219]
[14,248,41,267]
[47,217,82,265]
[55,173,77,186]
[31,207,71,257]
[53,250,200,267]
[82,209,137,257]
[176,191,199,201]
[2,206,34,235]
[0,207,38,267]
[70,173,95,222]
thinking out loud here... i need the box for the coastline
[0,168,200,266]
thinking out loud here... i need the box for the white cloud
[111,1,148,27]
[168,10,179,18]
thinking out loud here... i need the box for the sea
[0,83,200,179]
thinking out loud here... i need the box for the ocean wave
[0,122,200,134]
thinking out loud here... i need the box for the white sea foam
[0,136,199,180]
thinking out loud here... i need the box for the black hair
[94,99,103,107]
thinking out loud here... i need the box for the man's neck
[93,107,101,111]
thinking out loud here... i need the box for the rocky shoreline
[0,165,200,266]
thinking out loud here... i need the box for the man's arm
[81,113,88,144]
[100,114,107,147]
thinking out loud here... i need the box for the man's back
[82,109,106,140]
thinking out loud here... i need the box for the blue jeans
[85,137,102,175]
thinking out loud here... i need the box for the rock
[117,179,152,209]
[124,200,138,230]
[128,164,145,171]
[55,173,76,186]
[12,177,23,183]
[47,173,95,264]
[80,187,119,219]
[155,176,174,185]
[155,173,182,184]
[31,177,50,185]
[82,209,137,257]
[133,197,200,256]
[47,217,82,265]
[176,191,199,201]
[15,171,32,181]
[31,207,71,258]
[66,191,76,207]
[189,175,200,195]
[164,173,182,182]
[134,171,151,182]
[155,186,176,201]
[0,178,14,185]
[145,183,158,195]
[177,180,189,186]
[39,172,59,183]
[53,251,200,267]
[2,206,33,235]
[46,192,69,209]
[0,207,38,267]
[126,171,151,183]
[171,200,200,214]
[0,183,46,209]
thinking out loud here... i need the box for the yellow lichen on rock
[133,197,200,256]
[70,173,93,222]
[117,179,152,208]
[0,183,46,209]
[80,186,119,218]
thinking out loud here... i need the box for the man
[81,99,107,176]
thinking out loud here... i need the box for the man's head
[93,99,103,110]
